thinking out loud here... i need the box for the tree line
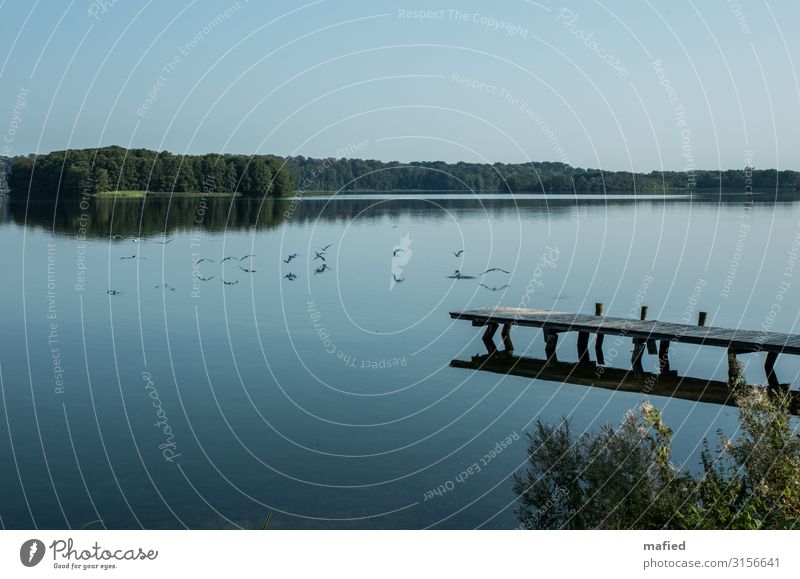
[7,146,293,199]
[285,156,800,193]
[6,146,800,198]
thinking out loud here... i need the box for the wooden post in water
[631,338,646,374]
[501,323,514,354]
[482,323,498,354]
[544,330,558,361]
[577,331,590,363]
[698,311,707,327]
[765,351,779,389]
[594,302,605,365]
[641,306,658,355]
[658,340,672,375]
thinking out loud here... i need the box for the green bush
[513,386,800,529]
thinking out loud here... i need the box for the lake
[0,191,798,529]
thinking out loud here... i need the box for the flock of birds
[281,243,334,281]
[106,234,512,294]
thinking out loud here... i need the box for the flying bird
[222,279,239,285]
[283,273,297,281]
[221,256,237,263]
[314,264,331,274]
[239,266,256,273]
[120,255,137,260]
[107,289,121,295]
[392,273,405,283]
[195,258,215,265]
[195,275,215,282]
[283,253,299,263]
[319,243,333,251]
[155,284,176,291]
[239,254,255,261]
[155,238,174,244]
[452,250,464,257]
[313,252,326,261]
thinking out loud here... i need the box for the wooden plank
[450,307,800,355]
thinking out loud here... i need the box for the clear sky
[1,0,799,171]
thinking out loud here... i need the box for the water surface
[0,191,798,529]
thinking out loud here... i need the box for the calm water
[1,192,799,529]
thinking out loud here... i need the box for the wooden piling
[544,330,559,361]
[595,302,605,316]
[658,340,672,374]
[501,323,514,354]
[632,338,646,373]
[765,351,779,389]
[482,323,498,354]
[577,332,590,362]
[698,311,707,327]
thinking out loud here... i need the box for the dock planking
[449,307,800,355]
[450,306,800,388]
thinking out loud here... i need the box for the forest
[4,146,800,198]
[285,156,800,193]
[6,146,293,199]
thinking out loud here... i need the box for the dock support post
[595,334,605,366]
[640,306,657,354]
[544,330,558,361]
[482,323,498,354]
[501,323,514,354]
[658,340,672,375]
[698,311,707,327]
[594,302,605,365]
[631,338,646,374]
[577,332,590,363]
[765,351,779,389]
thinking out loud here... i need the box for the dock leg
[658,340,672,375]
[544,330,558,362]
[728,349,745,388]
[577,331,590,363]
[647,339,658,355]
[631,338,645,374]
[765,351,779,390]
[595,334,605,366]
[482,323,498,354]
[501,323,514,354]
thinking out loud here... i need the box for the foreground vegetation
[514,385,800,529]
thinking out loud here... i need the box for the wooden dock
[450,306,800,388]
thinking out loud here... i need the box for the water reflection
[450,351,799,415]
[10,191,800,239]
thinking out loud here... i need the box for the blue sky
[1,0,799,170]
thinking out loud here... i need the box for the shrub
[513,386,800,529]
